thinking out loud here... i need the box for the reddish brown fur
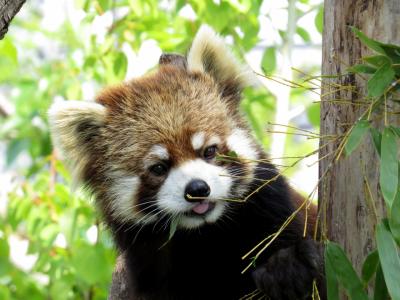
[84,64,318,229]
[79,65,256,222]
[97,66,236,168]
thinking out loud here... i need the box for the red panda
[49,25,324,300]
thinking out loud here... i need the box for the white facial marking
[191,132,205,150]
[207,136,221,146]
[108,173,156,224]
[108,174,140,222]
[149,144,169,160]
[157,159,232,229]
[227,128,258,161]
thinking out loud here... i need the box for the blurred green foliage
[0,0,322,299]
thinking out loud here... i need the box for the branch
[0,0,26,40]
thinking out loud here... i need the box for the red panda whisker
[152,209,177,233]
[129,200,158,209]
[125,209,170,248]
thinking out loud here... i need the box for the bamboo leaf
[361,250,379,285]
[391,126,400,138]
[367,61,395,97]
[376,221,400,300]
[325,246,339,300]
[380,128,398,206]
[351,27,400,62]
[374,264,389,300]
[363,55,390,67]
[352,27,385,54]
[389,180,400,245]
[345,120,370,156]
[296,27,311,43]
[347,64,377,74]
[169,217,179,240]
[325,241,369,300]
[314,6,323,34]
[380,45,400,64]
[261,46,276,74]
[370,128,382,156]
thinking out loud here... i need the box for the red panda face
[49,25,259,229]
[96,67,259,229]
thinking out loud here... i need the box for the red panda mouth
[190,201,216,215]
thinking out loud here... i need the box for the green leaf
[374,264,389,300]
[39,224,59,248]
[227,150,238,158]
[296,27,311,43]
[0,238,9,259]
[0,286,10,300]
[72,243,113,285]
[325,241,369,300]
[391,127,400,138]
[370,127,382,156]
[113,52,128,80]
[367,61,395,97]
[376,220,400,300]
[50,281,71,300]
[380,128,398,206]
[6,139,30,166]
[325,246,339,300]
[352,27,400,63]
[0,37,18,64]
[169,217,179,240]
[307,104,320,127]
[347,64,377,74]
[97,0,111,11]
[363,55,390,67]
[380,45,400,64]
[361,250,379,285]
[345,120,370,156]
[352,27,385,54]
[261,46,276,74]
[83,56,96,69]
[389,184,400,245]
[314,6,323,34]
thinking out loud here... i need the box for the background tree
[0,0,25,40]
[320,0,400,299]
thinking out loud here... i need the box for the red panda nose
[184,179,211,202]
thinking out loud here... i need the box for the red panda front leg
[252,238,324,300]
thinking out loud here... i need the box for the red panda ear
[159,53,187,69]
[48,100,106,183]
[187,25,257,99]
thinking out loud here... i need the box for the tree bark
[319,0,400,298]
[0,0,25,40]
[108,253,133,300]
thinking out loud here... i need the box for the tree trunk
[108,253,133,300]
[0,0,25,40]
[319,0,400,297]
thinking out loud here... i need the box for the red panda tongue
[192,202,210,215]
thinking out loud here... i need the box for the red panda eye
[149,163,168,176]
[203,145,218,160]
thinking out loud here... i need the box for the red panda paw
[251,239,323,300]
